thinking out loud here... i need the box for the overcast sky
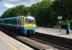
[0,0,42,16]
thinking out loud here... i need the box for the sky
[0,0,42,16]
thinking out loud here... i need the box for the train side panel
[0,16,37,36]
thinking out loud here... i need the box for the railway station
[0,0,72,50]
[0,27,72,50]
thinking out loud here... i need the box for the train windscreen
[25,18,35,24]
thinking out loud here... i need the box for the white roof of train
[0,16,35,20]
[26,16,35,20]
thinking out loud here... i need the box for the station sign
[58,16,62,20]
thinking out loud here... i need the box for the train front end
[23,16,37,35]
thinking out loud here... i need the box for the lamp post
[58,16,62,32]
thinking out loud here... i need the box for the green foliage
[30,0,55,27]
[0,0,60,27]
[1,0,72,28]
[1,5,29,18]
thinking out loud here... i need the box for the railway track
[0,28,58,50]
[0,28,72,50]
[29,33,72,50]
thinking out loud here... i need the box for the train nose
[22,27,36,36]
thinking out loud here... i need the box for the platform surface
[36,27,72,39]
[0,31,33,50]
[0,37,14,50]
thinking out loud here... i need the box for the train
[0,16,37,36]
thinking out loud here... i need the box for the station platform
[0,31,33,50]
[36,27,72,39]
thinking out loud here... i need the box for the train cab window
[25,18,35,24]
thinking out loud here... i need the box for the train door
[19,17,21,26]
[19,16,24,27]
[21,16,24,27]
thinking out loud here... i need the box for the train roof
[0,16,25,20]
[26,16,35,20]
[0,16,35,20]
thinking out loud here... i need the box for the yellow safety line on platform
[0,36,18,50]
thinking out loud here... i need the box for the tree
[30,0,55,27]
[1,0,72,28]
[1,5,29,18]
